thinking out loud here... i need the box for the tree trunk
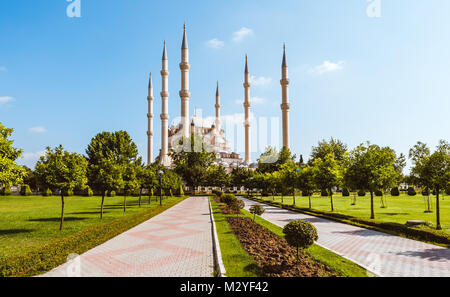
[139,188,142,207]
[60,194,65,231]
[309,195,312,209]
[329,189,334,212]
[123,192,127,212]
[370,191,375,219]
[436,187,441,230]
[100,193,105,219]
[293,189,296,206]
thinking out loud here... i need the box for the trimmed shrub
[358,189,366,197]
[407,187,417,196]
[445,185,450,196]
[249,204,265,220]
[20,185,32,196]
[375,189,383,197]
[342,188,350,197]
[1,187,12,196]
[43,188,53,197]
[391,187,400,196]
[229,199,245,213]
[108,190,116,197]
[221,193,237,206]
[84,187,93,197]
[321,189,328,197]
[179,185,184,197]
[283,220,318,258]
[62,189,74,197]
[302,190,311,197]
[422,188,430,196]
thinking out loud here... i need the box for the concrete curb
[208,198,227,277]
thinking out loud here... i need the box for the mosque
[146,25,290,171]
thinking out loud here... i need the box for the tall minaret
[160,41,170,166]
[243,55,251,164]
[215,81,221,131]
[179,23,191,138]
[147,73,154,165]
[280,44,290,149]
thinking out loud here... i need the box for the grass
[257,194,450,233]
[210,197,262,277]
[239,209,368,277]
[0,195,181,262]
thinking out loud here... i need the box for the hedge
[0,196,187,277]
[342,188,350,197]
[1,188,12,196]
[407,187,417,196]
[391,187,400,196]
[248,197,450,248]
[43,188,53,197]
[357,189,366,197]
[20,185,32,196]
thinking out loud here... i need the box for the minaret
[280,44,290,149]
[147,73,154,165]
[243,55,251,164]
[160,41,170,166]
[215,81,221,131]
[179,23,191,138]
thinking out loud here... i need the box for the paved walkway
[43,197,215,277]
[242,198,450,277]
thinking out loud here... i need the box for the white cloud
[29,126,47,133]
[235,96,267,105]
[205,38,225,49]
[310,60,344,75]
[0,66,6,72]
[0,96,14,105]
[232,27,253,42]
[249,75,272,87]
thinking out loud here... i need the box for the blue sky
[1,0,449,171]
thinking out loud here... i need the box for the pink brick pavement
[43,197,214,277]
[242,198,450,277]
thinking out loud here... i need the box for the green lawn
[257,194,450,233]
[0,195,177,262]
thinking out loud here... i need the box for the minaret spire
[160,41,170,166]
[147,72,154,165]
[280,43,290,149]
[180,23,191,138]
[215,81,221,131]
[243,54,251,164]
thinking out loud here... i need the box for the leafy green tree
[279,161,299,205]
[137,165,157,205]
[257,146,295,173]
[35,146,88,230]
[297,166,316,209]
[206,165,230,190]
[231,167,253,192]
[283,220,318,261]
[410,140,450,229]
[0,123,26,191]
[22,166,38,191]
[343,142,398,219]
[171,133,215,193]
[312,153,342,212]
[310,138,347,164]
[122,163,139,212]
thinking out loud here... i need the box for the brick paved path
[242,198,450,277]
[43,197,214,277]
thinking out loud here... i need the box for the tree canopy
[0,123,26,189]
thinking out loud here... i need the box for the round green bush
[179,185,185,197]
[391,187,400,196]
[342,188,350,197]
[283,220,318,252]
[84,187,93,197]
[422,188,429,196]
[20,185,32,196]
[1,187,12,196]
[407,187,417,196]
[321,189,329,197]
[108,190,116,197]
[221,193,237,206]
[62,189,74,197]
[375,189,383,197]
[358,189,366,197]
[42,188,53,197]
[249,204,265,218]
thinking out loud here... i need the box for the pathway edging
[209,198,227,277]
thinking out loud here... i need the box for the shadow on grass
[29,217,87,222]
[379,213,410,216]
[244,263,263,276]
[70,211,109,215]
[0,229,34,235]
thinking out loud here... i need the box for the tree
[310,138,347,164]
[171,133,216,193]
[410,140,450,230]
[35,146,87,230]
[122,163,139,212]
[0,123,26,191]
[312,153,342,212]
[283,220,318,261]
[297,166,316,209]
[138,165,157,205]
[257,146,295,173]
[343,142,398,219]
[279,161,299,205]
[22,166,38,191]
[231,167,252,192]
[206,165,230,190]
[249,204,265,221]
